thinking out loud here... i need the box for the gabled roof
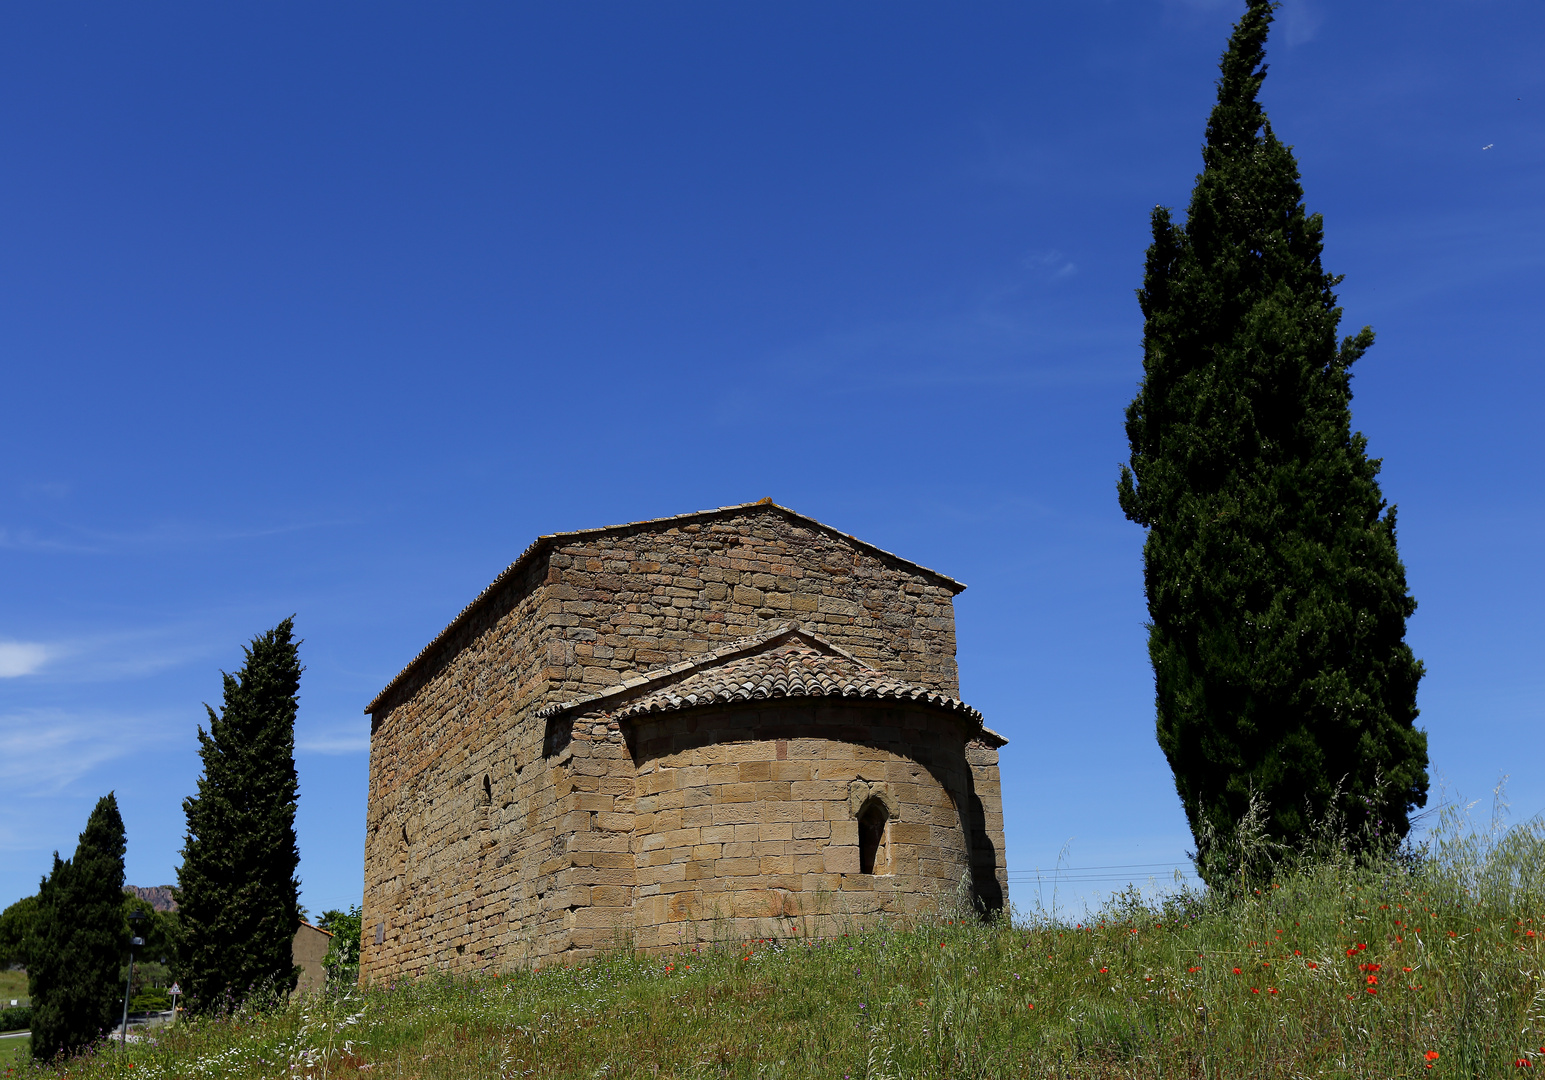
[364,500,965,715]
[538,622,1005,745]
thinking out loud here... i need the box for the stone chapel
[359,500,1007,980]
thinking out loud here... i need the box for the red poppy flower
[1426,1052,1440,1061]
[1251,988,1260,995]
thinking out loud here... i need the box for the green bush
[0,1004,30,1032]
[317,905,361,990]
[130,987,171,1013]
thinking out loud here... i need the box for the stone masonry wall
[538,511,963,701]
[965,741,1009,911]
[622,700,985,950]
[360,506,998,983]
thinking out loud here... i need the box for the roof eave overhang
[538,622,1004,745]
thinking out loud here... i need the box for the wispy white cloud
[1024,249,1078,280]
[1279,0,1322,47]
[0,626,218,685]
[0,527,101,554]
[732,277,1131,409]
[20,481,71,501]
[0,516,352,556]
[0,641,52,678]
[0,613,320,686]
[0,708,181,799]
[296,725,370,755]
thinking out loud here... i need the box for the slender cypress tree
[0,894,39,968]
[1117,1,1427,882]
[177,618,303,1010]
[29,793,128,1061]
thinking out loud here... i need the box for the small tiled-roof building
[292,922,333,995]
[360,501,1006,979]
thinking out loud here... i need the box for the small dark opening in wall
[858,800,888,875]
[482,774,492,804]
[400,824,409,846]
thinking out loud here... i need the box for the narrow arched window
[858,800,889,875]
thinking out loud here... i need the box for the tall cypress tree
[177,618,303,1010]
[1117,1,1427,882]
[29,793,128,1061]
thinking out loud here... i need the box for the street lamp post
[119,909,146,1051]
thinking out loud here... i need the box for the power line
[1007,876,1198,885]
[1008,861,1198,873]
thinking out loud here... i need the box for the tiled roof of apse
[538,623,1006,746]
[364,500,966,715]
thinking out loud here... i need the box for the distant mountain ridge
[126,885,177,912]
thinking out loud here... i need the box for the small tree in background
[317,906,362,989]
[0,894,40,969]
[177,618,303,1011]
[122,896,179,1011]
[1117,0,1427,884]
[28,794,128,1061]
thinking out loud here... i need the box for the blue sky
[2,0,1541,920]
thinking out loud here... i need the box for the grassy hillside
[0,971,26,1007]
[16,811,1545,1079]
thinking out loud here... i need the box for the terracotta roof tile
[539,624,1004,745]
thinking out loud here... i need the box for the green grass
[0,972,26,1007]
[0,1035,28,1070]
[12,808,1545,1078]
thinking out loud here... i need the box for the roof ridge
[365,501,962,714]
[535,622,868,720]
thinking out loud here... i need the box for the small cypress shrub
[28,793,128,1061]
